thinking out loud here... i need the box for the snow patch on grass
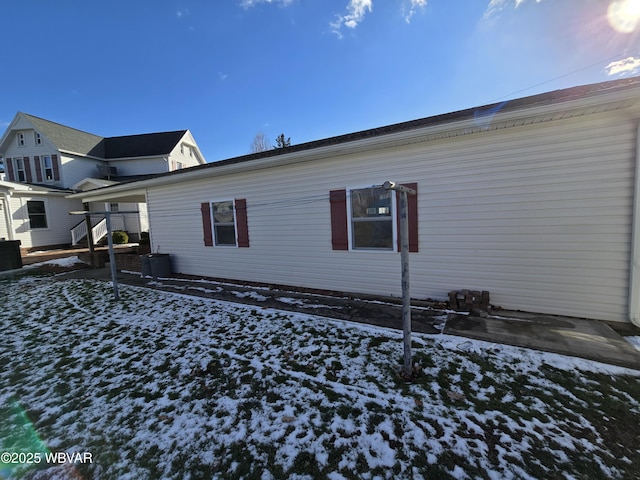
[1,276,639,479]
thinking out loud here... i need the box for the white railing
[70,215,128,246]
[91,218,108,244]
[71,221,88,246]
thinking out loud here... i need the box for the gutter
[1,191,14,240]
[629,121,640,327]
[69,84,640,203]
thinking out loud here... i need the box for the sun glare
[608,0,640,33]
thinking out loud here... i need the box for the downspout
[629,121,640,327]
[1,191,14,240]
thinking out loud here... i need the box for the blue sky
[2,0,640,162]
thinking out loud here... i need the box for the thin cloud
[484,0,540,20]
[606,56,640,75]
[240,0,294,8]
[330,0,373,38]
[404,0,427,23]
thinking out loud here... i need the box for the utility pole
[383,181,417,378]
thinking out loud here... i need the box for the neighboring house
[73,76,640,326]
[0,112,206,249]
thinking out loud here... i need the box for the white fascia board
[11,188,71,196]
[58,149,105,161]
[70,187,147,203]
[71,177,117,191]
[0,113,24,156]
[0,180,71,196]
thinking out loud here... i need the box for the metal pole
[399,190,412,377]
[105,212,119,301]
[383,181,416,378]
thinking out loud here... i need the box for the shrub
[112,230,129,244]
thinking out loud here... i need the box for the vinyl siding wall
[109,158,168,176]
[10,194,84,248]
[147,110,636,322]
[60,155,106,188]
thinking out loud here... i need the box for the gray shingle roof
[22,114,186,159]
[103,131,187,159]
[24,114,104,157]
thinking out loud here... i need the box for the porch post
[84,213,95,253]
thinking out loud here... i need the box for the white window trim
[346,184,397,252]
[210,199,238,247]
[34,132,42,145]
[17,132,25,147]
[41,155,54,182]
[14,157,26,182]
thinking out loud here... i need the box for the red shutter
[34,156,42,182]
[201,202,213,246]
[5,158,15,182]
[330,189,349,250]
[52,154,60,181]
[235,198,249,248]
[24,156,33,183]
[396,183,419,253]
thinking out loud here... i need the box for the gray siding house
[73,77,640,326]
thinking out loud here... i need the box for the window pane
[29,215,48,229]
[27,201,46,214]
[351,187,391,219]
[213,201,234,224]
[352,220,393,249]
[215,225,236,245]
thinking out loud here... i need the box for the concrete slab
[444,313,640,369]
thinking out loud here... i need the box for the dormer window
[34,132,42,145]
[17,133,25,147]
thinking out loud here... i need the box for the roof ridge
[106,130,188,140]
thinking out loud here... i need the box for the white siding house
[72,77,640,325]
[0,113,207,248]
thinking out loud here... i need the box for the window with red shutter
[330,189,349,250]
[201,202,213,246]
[331,183,418,252]
[235,199,249,248]
[201,199,250,248]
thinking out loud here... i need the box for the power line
[486,50,639,104]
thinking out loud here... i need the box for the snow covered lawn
[1,275,640,479]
